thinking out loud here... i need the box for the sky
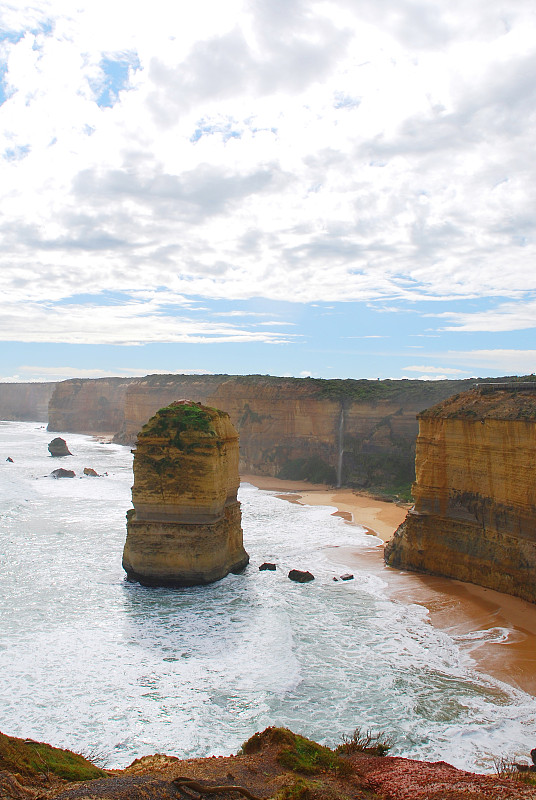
[1,0,536,383]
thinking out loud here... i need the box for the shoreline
[241,474,536,697]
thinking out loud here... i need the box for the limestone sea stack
[122,400,249,586]
[385,384,536,603]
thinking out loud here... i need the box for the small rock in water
[48,437,72,457]
[340,573,354,581]
[6,456,13,462]
[83,467,99,476]
[333,577,338,581]
[50,468,76,478]
[259,562,276,571]
[288,569,314,583]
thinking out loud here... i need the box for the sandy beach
[241,474,536,696]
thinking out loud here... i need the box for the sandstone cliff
[47,377,134,433]
[46,373,477,495]
[385,384,536,603]
[123,401,249,586]
[0,382,56,421]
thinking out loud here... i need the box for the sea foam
[0,422,535,771]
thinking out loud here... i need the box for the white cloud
[417,349,536,375]
[1,0,536,345]
[2,366,214,382]
[0,300,298,345]
[403,365,468,374]
[434,299,536,332]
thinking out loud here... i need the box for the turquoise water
[0,421,535,770]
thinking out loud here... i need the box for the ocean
[1,421,535,771]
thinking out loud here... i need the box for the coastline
[241,474,536,697]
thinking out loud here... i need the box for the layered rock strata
[385,386,536,603]
[45,373,487,492]
[47,377,133,434]
[123,401,249,586]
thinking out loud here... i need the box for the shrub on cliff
[0,731,107,781]
[240,728,348,776]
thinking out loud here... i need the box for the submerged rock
[122,400,249,587]
[50,468,76,478]
[48,437,72,457]
[288,569,314,583]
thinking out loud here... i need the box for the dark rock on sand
[288,569,314,583]
[51,468,76,478]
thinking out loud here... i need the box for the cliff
[0,382,56,421]
[47,374,481,494]
[123,401,248,586]
[3,726,535,800]
[385,384,536,603]
[47,377,134,433]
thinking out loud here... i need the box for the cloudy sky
[1,0,535,383]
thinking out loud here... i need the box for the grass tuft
[0,732,108,782]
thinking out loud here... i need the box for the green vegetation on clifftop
[0,731,107,781]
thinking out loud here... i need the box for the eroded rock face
[46,373,481,493]
[385,386,536,603]
[48,437,72,456]
[123,401,249,586]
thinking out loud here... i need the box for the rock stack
[122,401,249,586]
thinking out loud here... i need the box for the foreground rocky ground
[1,727,535,800]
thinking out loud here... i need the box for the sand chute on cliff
[122,400,249,587]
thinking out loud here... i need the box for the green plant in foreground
[336,728,392,757]
[0,732,108,781]
[275,777,356,800]
[276,777,321,800]
[240,728,348,776]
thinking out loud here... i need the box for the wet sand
[241,475,536,696]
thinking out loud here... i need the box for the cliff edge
[385,384,536,603]
[123,401,249,586]
[3,726,536,800]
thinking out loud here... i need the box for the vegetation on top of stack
[138,402,225,447]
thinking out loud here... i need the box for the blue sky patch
[95,53,140,108]
[4,144,30,161]
[191,119,242,143]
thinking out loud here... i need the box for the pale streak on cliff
[385,387,536,604]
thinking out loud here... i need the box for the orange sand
[241,474,536,696]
